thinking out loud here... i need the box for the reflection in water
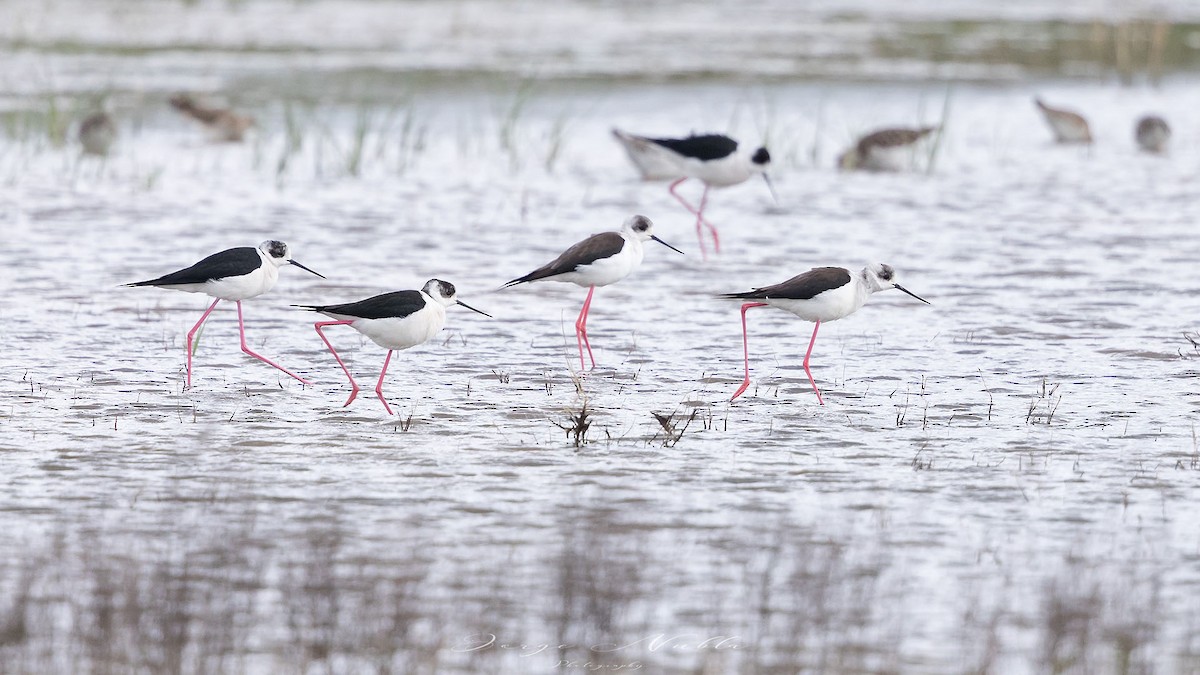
[0,504,1179,672]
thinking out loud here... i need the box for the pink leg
[314,320,360,407]
[669,178,718,260]
[696,185,719,255]
[374,350,395,415]
[731,302,768,401]
[668,178,716,225]
[185,298,221,389]
[575,286,597,371]
[235,301,311,385]
[803,320,825,406]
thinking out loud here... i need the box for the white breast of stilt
[767,277,868,323]
[563,235,644,288]
[685,153,755,187]
[353,294,446,350]
[204,253,279,301]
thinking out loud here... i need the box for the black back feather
[722,267,852,300]
[126,247,260,287]
[504,231,626,287]
[649,134,738,161]
[296,290,428,320]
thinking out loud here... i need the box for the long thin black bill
[651,235,685,255]
[894,284,930,305]
[762,173,779,204]
[458,300,493,318]
[290,260,327,279]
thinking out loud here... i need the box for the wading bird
[127,240,325,388]
[837,126,938,172]
[1034,98,1092,144]
[78,111,117,156]
[612,129,774,260]
[503,215,683,371]
[296,279,490,415]
[1135,115,1170,154]
[169,93,255,142]
[724,263,930,404]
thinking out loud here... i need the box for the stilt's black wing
[297,290,427,320]
[503,232,625,287]
[126,247,260,286]
[649,134,738,161]
[723,267,851,300]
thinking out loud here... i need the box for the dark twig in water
[1026,378,1062,425]
[651,409,699,448]
[553,401,591,447]
[1181,332,1200,360]
[894,388,909,428]
[977,369,995,422]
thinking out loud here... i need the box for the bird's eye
[636,224,648,231]
[268,241,287,258]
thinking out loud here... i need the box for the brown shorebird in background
[78,111,117,156]
[169,93,255,142]
[1135,115,1171,154]
[837,126,938,172]
[1034,98,1092,144]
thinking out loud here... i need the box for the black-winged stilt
[295,279,490,415]
[126,240,324,388]
[502,215,682,371]
[612,129,774,260]
[724,263,930,404]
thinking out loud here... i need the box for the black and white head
[864,263,930,304]
[621,215,655,241]
[422,279,492,316]
[259,240,291,266]
[259,240,325,278]
[749,147,778,202]
[620,215,685,254]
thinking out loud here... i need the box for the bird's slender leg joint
[731,302,768,401]
[697,185,718,255]
[185,298,221,389]
[375,350,395,415]
[803,320,824,406]
[669,177,715,225]
[575,286,597,371]
[314,320,359,407]
[671,178,706,260]
[236,301,312,385]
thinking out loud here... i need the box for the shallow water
[4,1,1200,673]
